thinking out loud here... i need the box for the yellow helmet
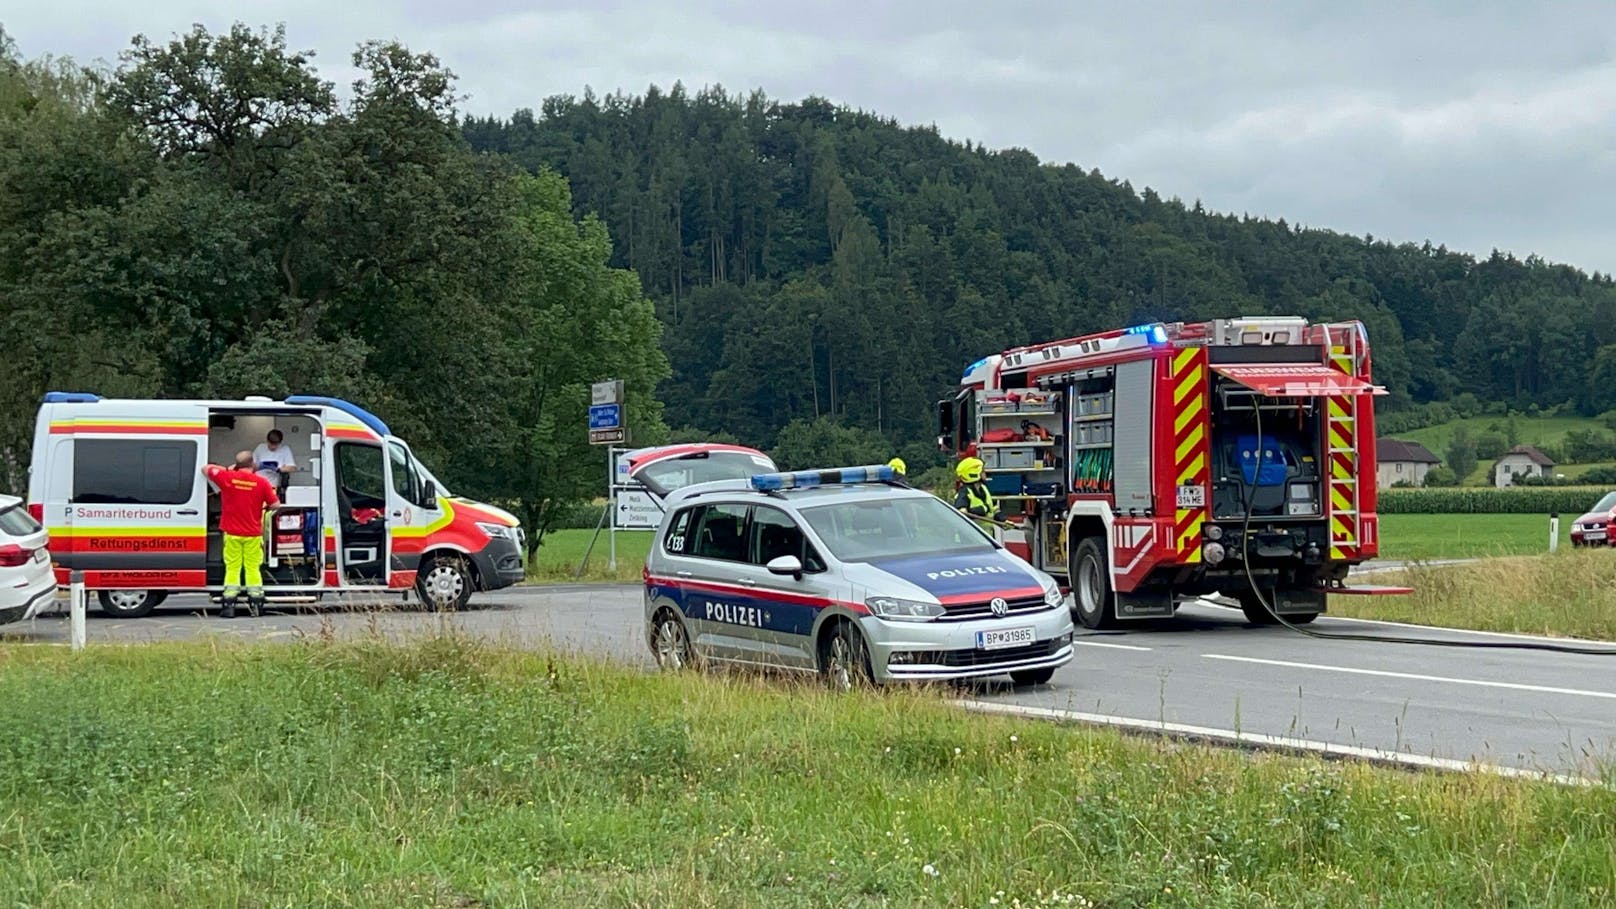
[887,457,907,476]
[956,457,985,483]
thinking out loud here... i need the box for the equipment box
[996,447,1039,469]
[1074,423,1113,446]
[985,474,1022,496]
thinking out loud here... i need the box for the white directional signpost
[588,379,626,446]
[579,380,658,576]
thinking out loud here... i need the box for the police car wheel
[416,556,472,612]
[1069,538,1118,630]
[821,622,872,690]
[97,589,165,619]
[651,612,695,671]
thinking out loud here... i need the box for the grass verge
[1333,548,1616,641]
[0,637,1612,906]
[527,528,652,584]
[1375,513,1564,561]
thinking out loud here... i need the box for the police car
[641,464,1075,687]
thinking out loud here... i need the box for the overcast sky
[7,2,1615,273]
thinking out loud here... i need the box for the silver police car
[642,463,1075,687]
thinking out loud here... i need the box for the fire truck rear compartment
[1209,379,1324,523]
[1196,378,1336,614]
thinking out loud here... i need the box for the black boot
[247,595,265,618]
[220,596,237,619]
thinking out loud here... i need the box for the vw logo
[989,597,1009,617]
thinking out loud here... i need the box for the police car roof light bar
[749,465,897,492]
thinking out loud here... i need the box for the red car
[1570,491,1616,547]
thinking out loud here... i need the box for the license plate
[1586,530,1606,540]
[976,626,1035,650]
[32,548,46,563]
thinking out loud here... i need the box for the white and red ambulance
[26,393,525,616]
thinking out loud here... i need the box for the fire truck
[937,316,1387,628]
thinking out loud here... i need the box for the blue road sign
[589,403,622,430]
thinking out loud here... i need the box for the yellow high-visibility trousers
[222,533,265,598]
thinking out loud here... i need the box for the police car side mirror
[765,555,803,580]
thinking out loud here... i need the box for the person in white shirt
[252,430,297,492]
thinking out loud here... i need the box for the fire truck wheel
[416,554,473,612]
[1236,593,1280,625]
[1069,538,1118,629]
[97,589,166,618]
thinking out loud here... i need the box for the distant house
[1376,438,1442,488]
[1494,445,1556,487]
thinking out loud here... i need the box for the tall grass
[0,637,1611,906]
[1333,548,1616,640]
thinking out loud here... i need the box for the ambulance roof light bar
[750,465,897,492]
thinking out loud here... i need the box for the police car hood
[843,549,1049,604]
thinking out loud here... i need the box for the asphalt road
[10,582,1616,780]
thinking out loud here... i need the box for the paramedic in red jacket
[204,452,280,618]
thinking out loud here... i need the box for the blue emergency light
[1124,323,1168,344]
[750,465,898,492]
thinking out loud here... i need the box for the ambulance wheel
[1069,538,1118,629]
[97,589,166,619]
[416,555,472,612]
[820,621,873,691]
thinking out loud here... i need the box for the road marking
[1070,639,1152,652]
[1315,613,1616,646]
[955,699,1598,787]
[1203,654,1616,700]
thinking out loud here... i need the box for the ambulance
[26,393,525,617]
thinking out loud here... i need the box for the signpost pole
[1549,512,1559,553]
[608,448,618,572]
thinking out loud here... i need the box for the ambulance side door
[385,438,441,582]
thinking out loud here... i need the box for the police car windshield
[799,495,995,562]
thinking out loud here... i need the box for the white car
[0,494,56,625]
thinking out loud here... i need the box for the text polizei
[924,565,1009,581]
[704,599,765,628]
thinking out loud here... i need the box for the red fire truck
[938,316,1387,628]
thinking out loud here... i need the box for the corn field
[1378,486,1607,514]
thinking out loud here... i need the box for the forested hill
[465,87,1616,459]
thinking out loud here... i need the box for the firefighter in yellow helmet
[953,456,1003,525]
[887,457,907,479]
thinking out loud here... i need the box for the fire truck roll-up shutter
[1210,364,1385,397]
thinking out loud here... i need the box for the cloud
[6,1,1616,271]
